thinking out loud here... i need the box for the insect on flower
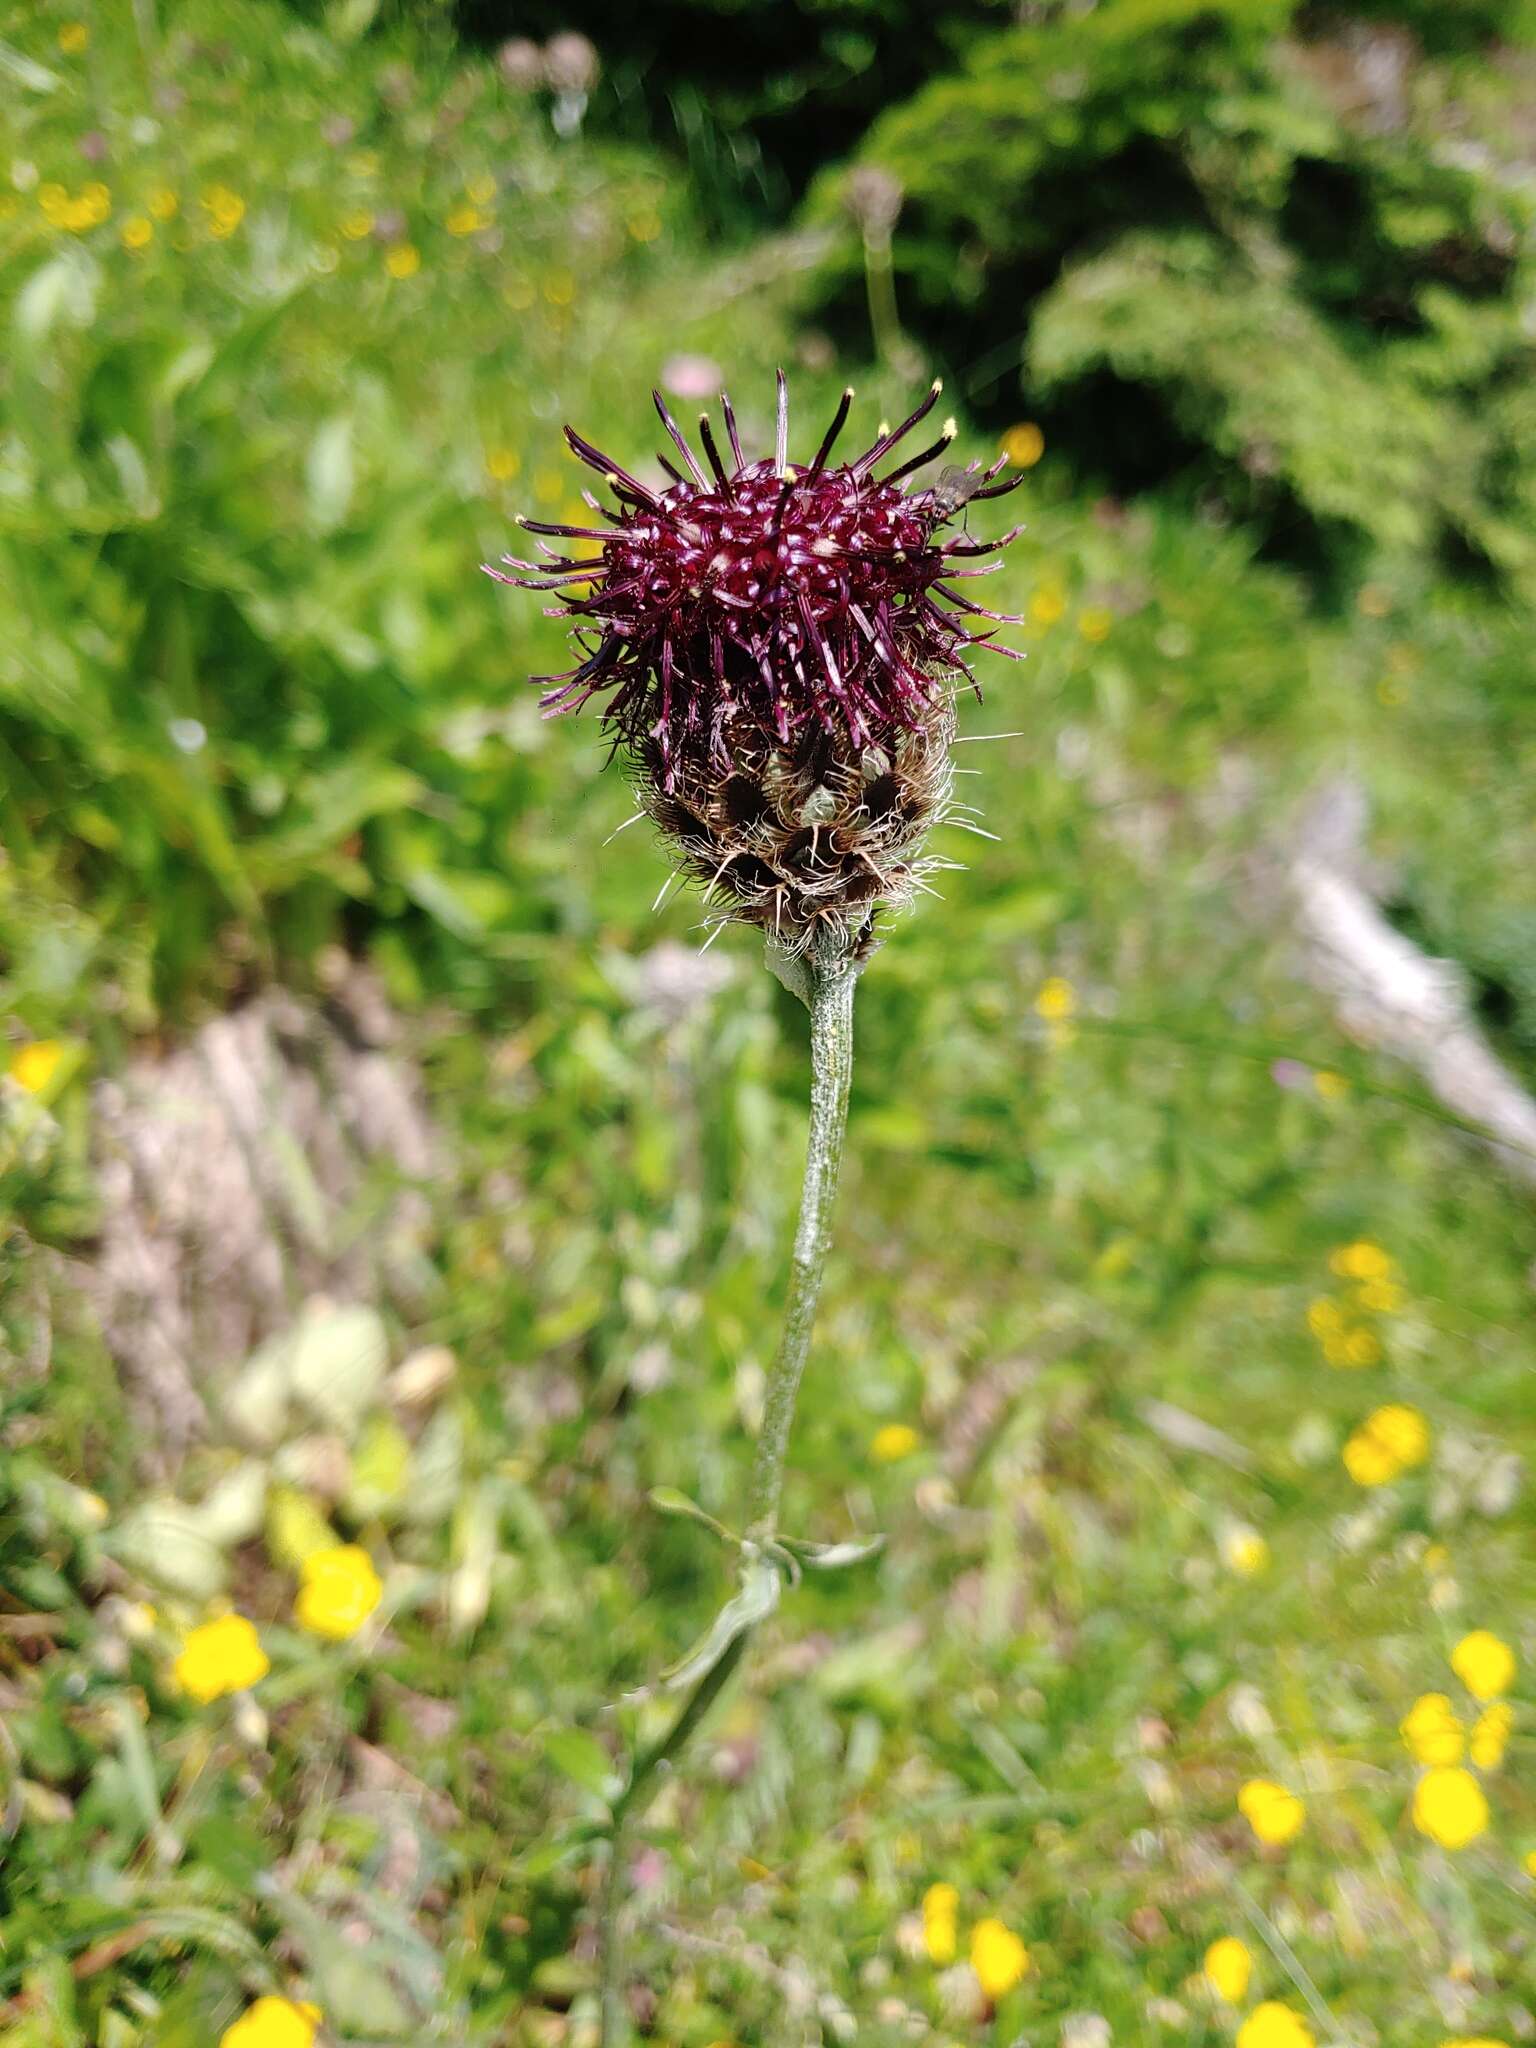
[487,373,1025,955]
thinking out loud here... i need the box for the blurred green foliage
[805,0,1536,594]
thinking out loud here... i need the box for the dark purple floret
[487,372,1024,789]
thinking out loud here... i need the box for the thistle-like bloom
[489,373,1023,952]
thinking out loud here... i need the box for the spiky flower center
[489,374,1024,788]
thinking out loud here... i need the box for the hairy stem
[596,940,858,2045]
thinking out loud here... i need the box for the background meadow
[1,1,1533,2043]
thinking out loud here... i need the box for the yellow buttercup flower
[339,209,374,241]
[1412,1766,1489,1849]
[1439,2039,1511,2048]
[385,243,421,279]
[173,1614,270,1703]
[1238,1778,1305,1846]
[465,174,497,205]
[922,1881,958,1965]
[1341,1328,1381,1367]
[1330,1240,1392,1282]
[446,204,488,236]
[1078,607,1113,644]
[9,1041,64,1094]
[148,187,179,221]
[201,186,246,237]
[1356,1278,1404,1313]
[1001,421,1044,469]
[870,1423,920,1464]
[1307,1297,1343,1337]
[1222,1529,1270,1577]
[1034,977,1075,1022]
[1028,586,1066,627]
[485,446,522,483]
[1203,1935,1251,2003]
[626,209,662,242]
[294,1543,382,1640]
[1237,2004,1313,2048]
[1469,1702,1513,1770]
[58,21,89,52]
[1451,1630,1516,1701]
[1401,1693,1464,1767]
[219,1997,322,2048]
[121,215,154,251]
[1313,1069,1349,1100]
[969,1917,1029,1999]
[1342,1404,1429,1486]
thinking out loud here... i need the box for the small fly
[928,462,982,531]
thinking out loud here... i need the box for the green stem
[596,939,858,2045]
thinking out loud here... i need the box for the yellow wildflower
[1401,1693,1464,1767]
[339,209,374,241]
[1342,1328,1381,1367]
[385,243,420,279]
[38,183,70,224]
[1001,422,1045,468]
[1451,1630,1516,1701]
[1470,1702,1513,1770]
[1342,1404,1429,1486]
[219,1997,322,2048]
[173,1614,269,1703]
[148,187,179,220]
[626,209,662,241]
[1028,586,1066,627]
[1078,607,1113,643]
[58,21,89,52]
[1034,977,1075,1021]
[1222,1529,1270,1578]
[294,1543,382,1640]
[543,271,576,306]
[1203,1935,1252,2003]
[1439,2039,1511,2048]
[1313,1069,1349,1100]
[1237,2004,1314,2048]
[1330,1240,1392,1281]
[446,204,488,236]
[201,186,245,237]
[465,173,497,205]
[1306,1298,1343,1337]
[485,446,522,483]
[1356,1278,1404,1313]
[1412,1766,1489,1849]
[121,215,154,250]
[969,1917,1029,1998]
[1525,1849,1536,1878]
[1238,1778,1305,1846]
[9,1041,64,1094]
[870,1423,920,1464]
[922,1881,958,1965]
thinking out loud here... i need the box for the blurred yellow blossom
[1238,1778,1305,1846]
[58,21,89,52]
[1078,607,1113,643]
[1330,1240,1392,1281]
[295,1543,382,1640]
[871,1423,920,1464]
[1470,1702,1513,1770]
[1401,1693,1464,1767]
[1222,1528,1270,1577]
[121,215,154,251]
[1035,978,1075,1021]
[1412,1765,1489,1849]
[970,1917,1029,1998]
[219,1998,322,2048]
[1342,1404,1429,1486]
[1439,2040,1511,2048]
[544,271,576,306]
[1028,586,1066,627]
[1238,2004,1314,2048]
[148,187,179,220]
[339,209,374,240]
[1306,1297,1343,1337]
[173,1614,269,1702]
[386,243,420,278]
[1203,1935,1251,2003]
[1341,1328,1381,1366]
[1313,1069,1349,1100]
[922,1881,958,1964]
[1451,1630,1515,1701]
[447,205,489,236]
[627,209,662,241]
[201,186,246,237]
[485,446,522,482]
[1525,1849,1536,1878]
[1001,421,1044,468]
[9,1041,63,1094]
[1356,1278,1405,1312]
[466,173,497,205]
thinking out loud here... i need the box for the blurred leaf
[304,415,356,535]
[542,1727,621,1804]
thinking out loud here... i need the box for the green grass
[1,3,1533,2045]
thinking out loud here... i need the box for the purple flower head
[487,372,1025,789]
